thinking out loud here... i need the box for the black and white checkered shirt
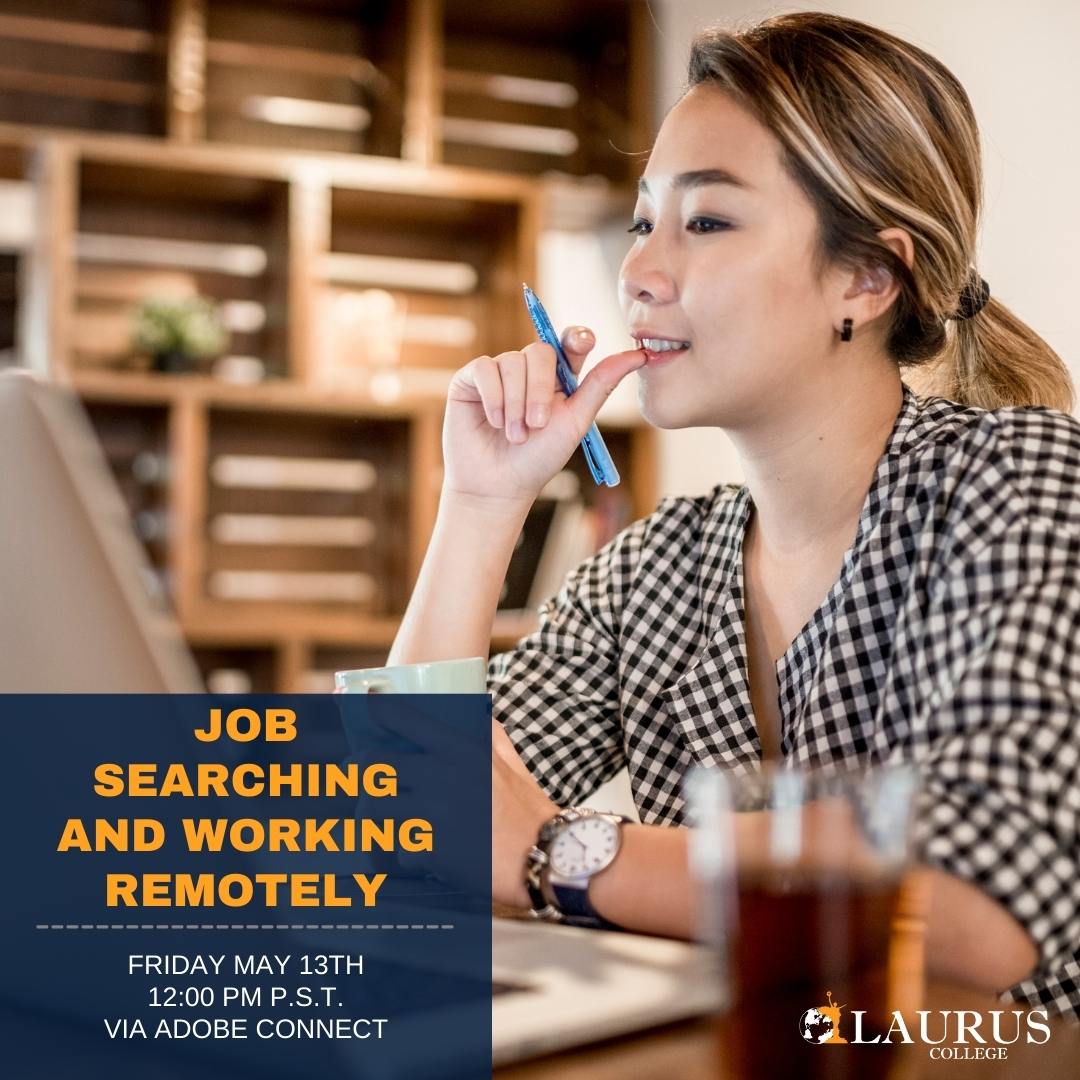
[489,383,1080,1018]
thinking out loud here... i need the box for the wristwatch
[523,808,630,929]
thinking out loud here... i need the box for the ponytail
[906,297,1074,412]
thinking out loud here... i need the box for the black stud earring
[840,318,853,342]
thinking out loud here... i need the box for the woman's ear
[840,226,914,323]
[842,261,898,323]
[877,226,915,273]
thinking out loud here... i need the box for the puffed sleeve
[487,514,648,808]
[904,494,1080,1010]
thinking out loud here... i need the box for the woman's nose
[619,248,677,305]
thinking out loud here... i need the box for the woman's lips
[639,343,690,366]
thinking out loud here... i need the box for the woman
[389,13,1079,1017]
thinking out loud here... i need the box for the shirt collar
[886,383,924,457]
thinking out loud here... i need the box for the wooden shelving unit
[2,0,657,691]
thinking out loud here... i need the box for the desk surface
[495,982,1080,1079]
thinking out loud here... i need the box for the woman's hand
[491,718,558,909]
[443,328,645,505]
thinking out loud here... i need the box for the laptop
[0,370,721,1067]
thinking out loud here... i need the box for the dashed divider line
[35,923,455,930]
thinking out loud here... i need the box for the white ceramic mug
[334,656,487,694]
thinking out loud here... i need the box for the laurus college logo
[798,990,1052,1060]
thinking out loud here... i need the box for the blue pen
[522,284,621,487]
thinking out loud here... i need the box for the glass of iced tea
[687,763,927,1080]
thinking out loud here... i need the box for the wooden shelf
[0,2,653,180]
[71,369,445,418]
[3,0,657,692]
[0,120,543,202]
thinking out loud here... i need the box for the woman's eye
[687,217,733,234]
[626,218,653,236]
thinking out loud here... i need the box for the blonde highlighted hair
[687,12,1073,412]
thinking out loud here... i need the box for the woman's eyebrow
[637,168,754,196]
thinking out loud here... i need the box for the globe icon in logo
[799,1007,836,1044]
[798,990,848,1045]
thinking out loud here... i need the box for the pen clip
[582,431,620,487]
[581,437,603,485]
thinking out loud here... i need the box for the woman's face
[619,83,841,430]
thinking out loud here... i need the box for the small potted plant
[133,296,227,374]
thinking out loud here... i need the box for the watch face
[548,816,620,878]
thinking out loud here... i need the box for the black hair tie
[952,273,990,320]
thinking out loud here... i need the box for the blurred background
[0,0,1076,696]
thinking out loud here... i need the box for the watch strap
[522,844,560,922]
[550,880,624,930]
